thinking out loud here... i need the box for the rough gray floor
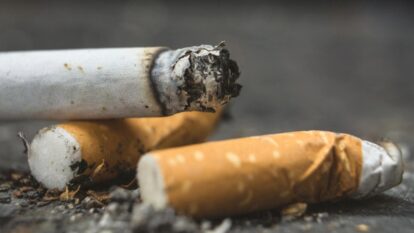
[1,1,414,232]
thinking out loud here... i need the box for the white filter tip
[28,127,82,190]
[137,154,167,210]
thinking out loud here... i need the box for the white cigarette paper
[0,44,241,120]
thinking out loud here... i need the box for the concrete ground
[1,1,414,232]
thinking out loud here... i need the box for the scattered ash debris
[131,204,199,233]
[229,209,281,229]
[1,168,414,233]
[0,170,249,233]
[0,170,205,233]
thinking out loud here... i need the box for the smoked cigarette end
[28,127,82,190]
[0,44,240,120]
[152,44,242,115]
[137,131,405,217]
[28,111,221,190]
[352,140,404,198]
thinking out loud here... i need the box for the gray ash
[153,44,242,115]
[0,170,329,233]
[131,204,200,233]
[180,45,242,112]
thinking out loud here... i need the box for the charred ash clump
[179,44,242,112]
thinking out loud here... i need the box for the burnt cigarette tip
[174,44,242,112]
[153,44,242,114]
[192,45,242,98]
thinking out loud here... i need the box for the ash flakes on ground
[2,168,414,233]
[0,170,268,233]
[0,170,221,233]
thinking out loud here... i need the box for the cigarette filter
[0,44,240,120]
[138,131,403,218]
[28,111,221,190]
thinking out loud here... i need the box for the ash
[2,166,414,233]
[0,171,201,233]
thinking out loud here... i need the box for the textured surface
[1,1,414,232]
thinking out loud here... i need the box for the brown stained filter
[147,131,362,218]
[60,110,221,184]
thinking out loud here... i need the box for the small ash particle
[131,203,199,233]
[109,187,138,202]
[304,216,313,222]
[19,178,32,186]
[0,192,11,203]
[0,183,11,192]
[356,224,370,232]
[10,172,24,181]
[300,223,313,231]
[37,201,51,207]
[315,212,329,223]
[281,202,307,221]
[206,219,232,233]
[82,196,104,209]
[26,190,41,199]
[18,200,30,207]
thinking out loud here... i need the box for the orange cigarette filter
[28,110,222,190]
[138,131,403,218]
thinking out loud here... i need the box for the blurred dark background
[1,0,413,170]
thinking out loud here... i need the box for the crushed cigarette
[28,111,221,190]
[137,130,403,217]
[0,44,240,120]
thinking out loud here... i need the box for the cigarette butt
[137,131,403,217]
[28,110,221,190]
[0,43,241,120]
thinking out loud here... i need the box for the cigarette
[137,131,403,217]
[27,110,221,190]
[0,43,241,120]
